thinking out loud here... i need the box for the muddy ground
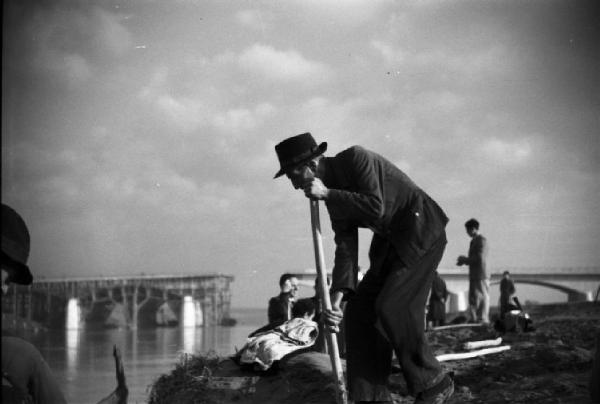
[148,301,600,404]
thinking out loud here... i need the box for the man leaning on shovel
[274,133,454,404]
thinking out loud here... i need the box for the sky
[2,0,599,308]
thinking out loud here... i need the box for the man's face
[286,163,314,190]
[283,277,300,298]
[289,277,299,297]
[466,227,477,237]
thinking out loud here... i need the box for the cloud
[235,9,270,30]
[238,44,331,81]
[213,103,276,133]
[4,2,132,85]
[62,54,93,83]
[12,124,246,224]
[482,137,532,165]
[371,39,515,82]
[371,40,408,65]
[154,94,212,133]
[139,66,276,136]
[414,90,465,114]
[394,159,412,173]
[91,8,132,57]
[293,0,393,26]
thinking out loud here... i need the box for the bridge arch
[490,279,591,302]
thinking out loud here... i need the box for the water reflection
[25,318,259,403]
[66,329,79,379]
[182,326,196,354]
[65,298,81,382]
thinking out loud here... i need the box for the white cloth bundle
[239,317,319,370]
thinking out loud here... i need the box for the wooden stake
[310,200,348,404]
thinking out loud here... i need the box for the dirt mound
[398,301,600,404]
[147,351,342,404]
[148,302,600,404]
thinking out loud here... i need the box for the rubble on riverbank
[147,301,599,404]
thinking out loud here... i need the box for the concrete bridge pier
[103,287,130,328]
[447,290,468,313]
[202,294,215,325]
[184,289,206,327]
[66,297,82,329]
[181,295,201,327]
[195,299,204,327]
[568,290,593,302]
[130,285,152,330]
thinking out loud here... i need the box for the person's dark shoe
[414,374,454,404]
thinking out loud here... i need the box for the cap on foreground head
[2,203,33,285]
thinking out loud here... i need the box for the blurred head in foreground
[1,203,33,295]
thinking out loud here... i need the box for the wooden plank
[463,337,503,350]
[436,345,511,362]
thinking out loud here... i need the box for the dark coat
[321,146,449,296]
[500,278,516,305]
[2,336,67,404]
[466,234,489,280]
[428,273,449,323]
[267,293,292,324]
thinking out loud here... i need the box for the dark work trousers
[345,233,447,401]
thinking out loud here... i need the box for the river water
[21,308,265,404]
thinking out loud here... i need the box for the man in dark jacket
[499,271,516,318]
[457,218,490,324]
[267,273,299,324]
[427,271,449,328]
[274,133,453,404]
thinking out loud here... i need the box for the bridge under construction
[1,274,234,330]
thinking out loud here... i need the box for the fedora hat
[274,132,327,178]
[1,203,33,285]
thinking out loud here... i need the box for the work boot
[414,374,454,404]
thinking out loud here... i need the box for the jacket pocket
[401,193,447,258]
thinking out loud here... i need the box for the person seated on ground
[427,271,449,329]
[235,298,318,371]
[499,271,517,318]
[249,297,317,337]
[267,273,299,324]
[494,296,534,333]
[2,203,68,404]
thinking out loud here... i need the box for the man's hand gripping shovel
[310,199,348,404]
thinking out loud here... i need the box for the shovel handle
[310,199,348,404]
